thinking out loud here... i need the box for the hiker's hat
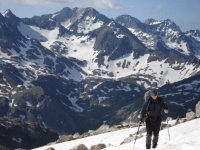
[150,89,158,96]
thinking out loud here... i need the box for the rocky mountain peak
[2,9,13,17]
[186,29,200,37]
[159,19,182,32]
[52,7,73,22]
[116,15,145,30]
[60,7,72,13]
[73,7,97,15]
[72,7,92,19]
[2,9,20,21]
[145,18,181,31]
[71,7,109,23]
[163,19,178,26]
[2,9,21,26]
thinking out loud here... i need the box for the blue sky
[0,0,199,31]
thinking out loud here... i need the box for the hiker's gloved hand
[163,103,168,114]
[139,120,144,126]
[139,122,144,126]
[137,114,141,119]
[164,109,168,114]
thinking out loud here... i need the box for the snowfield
[15,18,200,88]
[34,118,200,150]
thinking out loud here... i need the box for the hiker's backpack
[144,90,151,102]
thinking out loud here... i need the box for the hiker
[140,89,168,149]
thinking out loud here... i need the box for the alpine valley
[0,7,200,149]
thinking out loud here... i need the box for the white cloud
[12,0,73,5]
[94,0,122,10]
[0,0,74,6]
[0,0,122,10]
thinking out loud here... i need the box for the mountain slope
[0,118,58,149]
[4,9,198,88]
[159,74,200,118]
[0,7,200,142]
[33,118,200,150]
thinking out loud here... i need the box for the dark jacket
[140,96,168,122]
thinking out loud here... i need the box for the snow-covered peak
[50,7,107,34]
[146,18,181,31]
[149,19,191,54]
[63,7,109,34]
[2,9,13,17]
[2,9,21,25]
[2,9,21,22]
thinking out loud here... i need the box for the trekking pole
[133,122,141,150]
[167,120,170,141]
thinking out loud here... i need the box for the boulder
[73,133,81,139]
[57,135,73,143]
[90,144,106,150]
[94,125,110,134]
[45,148,55,150]
[177,118,187,124]
[186,111,195,120]
[70,144,88,150]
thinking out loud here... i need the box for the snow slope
[34,118,200,150]
[18,23,200,87]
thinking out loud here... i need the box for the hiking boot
[152,144,157,148]
[146,144,151,149]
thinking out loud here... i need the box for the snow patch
[26,101,32,107]
[12,137,22,143]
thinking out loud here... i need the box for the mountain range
[0,7,200,149]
